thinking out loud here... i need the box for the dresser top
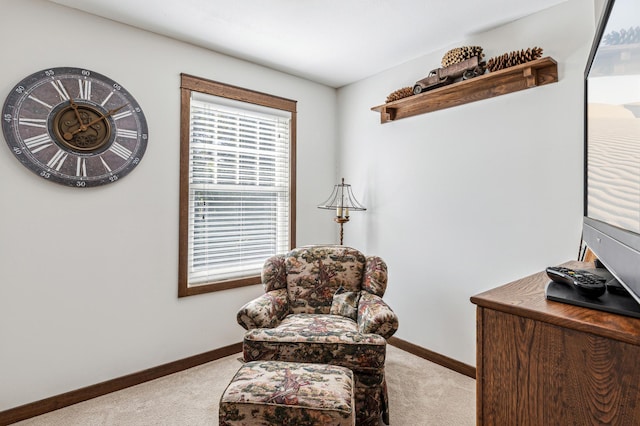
[470,261,640,346]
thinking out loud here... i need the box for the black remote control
[546,266,606,298]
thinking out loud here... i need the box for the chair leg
[381,376,390,425]
[354,373,388,425]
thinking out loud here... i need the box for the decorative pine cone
[603,26,640,45]
[441,46,485,67]
[386,87,414,103]
[486,46,543,72]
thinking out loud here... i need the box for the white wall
[0,0,337,410]
[337,0,596,365]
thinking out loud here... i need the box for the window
[179,74,296,296]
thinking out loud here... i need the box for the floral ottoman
[219,360,355,425]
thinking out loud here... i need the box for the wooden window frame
[178,74,297,297]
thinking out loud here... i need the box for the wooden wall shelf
[371,57,558,123]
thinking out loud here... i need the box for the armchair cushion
[243,314,386,374]
[330,287,361,320]
[357,292,399,340]
[237,288,289,330]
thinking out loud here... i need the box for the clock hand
[63,103,128,140]
[84,103,128,128]
[68,99,83,125]
[62,99,86,140]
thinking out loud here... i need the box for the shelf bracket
[379,106,395,123]
[523,66,538,88]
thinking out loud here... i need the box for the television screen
[586,0,640,234]
[583,0,640,309]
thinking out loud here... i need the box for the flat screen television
[583,0,640,307]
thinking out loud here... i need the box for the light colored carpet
[14,345,475,425]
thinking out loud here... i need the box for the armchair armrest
[237,288,290,330]
[357,291,399,339]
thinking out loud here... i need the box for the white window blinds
[187,92,291,286]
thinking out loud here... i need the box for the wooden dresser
[471,261,640,425]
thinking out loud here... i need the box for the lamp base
[334,217,350,245]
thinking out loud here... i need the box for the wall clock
[2,67,148,187]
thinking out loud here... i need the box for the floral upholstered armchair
[237,245,399,425]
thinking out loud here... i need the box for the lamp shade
[317,178,366,216]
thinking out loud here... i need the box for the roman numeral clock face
[2,67,148,187]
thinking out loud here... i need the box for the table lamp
[317,177,366,245]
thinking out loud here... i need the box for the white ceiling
[48,0,567,88]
